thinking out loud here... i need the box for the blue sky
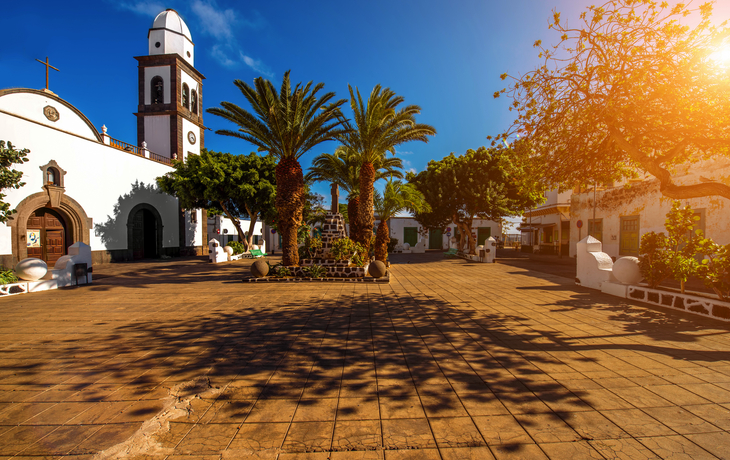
[2,0,728,220]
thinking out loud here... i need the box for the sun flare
[709,44,730,67]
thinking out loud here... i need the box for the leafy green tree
[638,232,671,289]
[665,201,702,294]
[305,145,403,238]
[373,179,430,262]
[410,145,543,254]
[697,240,730,301]
[495,0,730,199]
[207,71,348,265]
[157,149,276,250]
[339,85,436,251]
[0,140,29,223]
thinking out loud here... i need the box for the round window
[155,42,161,48]
[187,51,191,58]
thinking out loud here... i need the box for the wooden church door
[26,208,67,265]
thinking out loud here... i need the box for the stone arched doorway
[8,192,91,267]
[26,208,69,265]
[127,204,163,260]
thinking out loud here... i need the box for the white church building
[0,9,207,268]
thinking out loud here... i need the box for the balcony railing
[104,134,173,167]
[149,152,172,165]
[109,137,140,156]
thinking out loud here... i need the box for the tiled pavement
[1,252,730,459]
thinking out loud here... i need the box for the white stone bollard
[208,238,227,263]
[485,237,497,263]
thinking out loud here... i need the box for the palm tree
[305,146,404,238]
[339,85,436,251]
[207,71,348,266]
[373,179,430,262]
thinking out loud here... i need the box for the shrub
[0,267,18,285]
[304,264,327,278]
[228,241,245,255]
[331,237,366,266]
[388,238,398,253]
[665,201,702,293]
[639,232,671,289]
[268,263,292,278]
[697,240,730,301]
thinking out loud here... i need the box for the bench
[250,249,267,258]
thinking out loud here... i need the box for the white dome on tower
[152,9,192,42]
[148,8,195,66]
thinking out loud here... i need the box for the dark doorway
[26,208,68,265]
[130,208,160,259]
[428,228,443,249]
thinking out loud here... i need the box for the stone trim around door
[8,192,92,266]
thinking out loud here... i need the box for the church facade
[0,9,207,268]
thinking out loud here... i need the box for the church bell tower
[135,9,204,162]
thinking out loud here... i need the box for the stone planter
[625,285,730,322]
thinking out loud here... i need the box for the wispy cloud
[408,168,417,174]
[117,1,165,17]
[241,53,274,77]
[396,150,414,155]
[191,0,235,40]
[211,44,236,67]
[190,0,272,77]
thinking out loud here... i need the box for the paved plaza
[1,253,730,459]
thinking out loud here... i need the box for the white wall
[148,29,194,66]
[0,92,98,141]
[384,217,500,250]
[1,98,194,255]
[144,115,171,158]
[181,118,200,160]
[569,160,730,258]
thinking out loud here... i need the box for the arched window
[182,83,189,110]
[191,90,198,115]
[151,76,164,104]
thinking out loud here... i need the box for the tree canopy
[409,145,544,253]
[495,0,730,199]
[373,179,429,261]
[338,85,436,251]
[207,71,348,265]
[157,149,276,249]
[0,140,29,224]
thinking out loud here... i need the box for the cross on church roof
[35,56,59,91]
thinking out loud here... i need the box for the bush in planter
[330,237,366,266]
[697,240,730,301]
[388,237,398,253]
[304,264,327,278]
[665,201,703,294]
[638,232,671,289]
[229,241,246,255]
[0,267,18,285]
[268,263,292,278]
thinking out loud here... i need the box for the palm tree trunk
[356,161,376,251]
[276,158,305,266]
[375,219,390,262]
[347,196,360,239]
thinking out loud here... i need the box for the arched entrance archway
[8,192,91,266]
[127,204,163,260]
[26,208,69,265]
